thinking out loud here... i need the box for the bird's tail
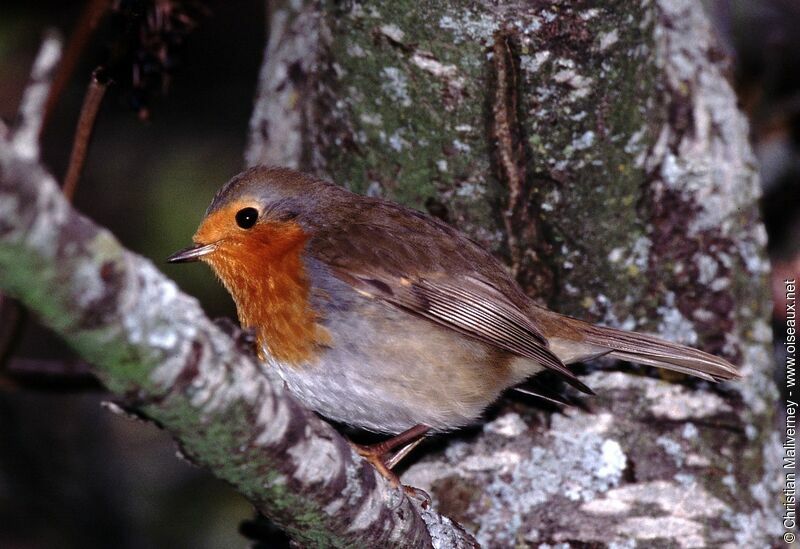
[580,323,740,381]
[532,309,741,382]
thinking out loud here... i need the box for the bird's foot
[351,441,431,505]
[352,442,402,487]
[350,424,432,503]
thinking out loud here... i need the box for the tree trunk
[248,0,780,545]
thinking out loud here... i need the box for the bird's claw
[351,441,428,503]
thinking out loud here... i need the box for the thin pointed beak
[167,243,217,263]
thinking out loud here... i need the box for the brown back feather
[305,195,594,394]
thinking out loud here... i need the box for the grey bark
[248,0,780,546]
[0,34,477,549]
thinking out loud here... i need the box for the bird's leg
[386,436,426,469]
[362,424,431,460]
[351,424,430,489]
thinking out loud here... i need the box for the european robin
[168,166,740,482]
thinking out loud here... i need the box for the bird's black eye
[235,207,258,229]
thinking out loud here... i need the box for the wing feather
[306,201,592,394]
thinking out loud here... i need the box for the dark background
[0,1,798,547]
[1,2,263,547]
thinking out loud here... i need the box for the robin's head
[167,166,334,361]
[166,166,331,268]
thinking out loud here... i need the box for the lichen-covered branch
[250,0,781,545]
[0,35,476,549]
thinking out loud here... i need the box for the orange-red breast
[168,166,740,472]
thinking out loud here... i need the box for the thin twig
[0,32,63,384]
[2,38,109,390]
[0,294,25,371]
[3,358,102,392]
[12,31,63,160]
[41,0,110,135]
[62,69,109,201]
